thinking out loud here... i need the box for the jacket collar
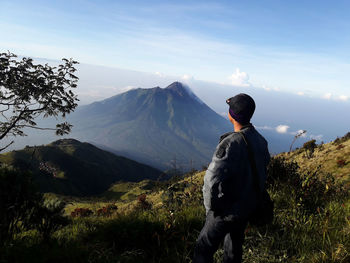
[239,123,254,131]
[219,123,254,143]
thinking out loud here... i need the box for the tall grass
[1,157,349,263]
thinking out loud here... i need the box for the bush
[97,204,118,217]
[303,139,317,158]
[337,159,346,167]
[336,144,345,150]
[0,167,41,245]
[31,198,69,242]
[137,194,152,210]
[71,208,93,217]
[334,132,350,144]
[267,156,299,186]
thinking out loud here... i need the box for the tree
[289,130,307,152]
[0,52,79,151]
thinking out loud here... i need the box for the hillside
[66,82,232,170]
[0,139,161,196]
[279,132,350,186]
[66,133,350,215]
[47,134,346,263]
[1,134,349,263]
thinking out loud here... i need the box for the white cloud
[276,125,289,134]
[338,95,349,101]
[297,91,305,96]
[182,74,194,82]
[228,68,251,87]
[322,93,332,100]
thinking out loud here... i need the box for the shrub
[337,159,346,167]
[137,194,152,210]
[0,167,42,245]
[303,139,317,158]
[334,132,350,145]
[71,208,93,218]
[267,156,299,186]
[97,204,118,217]
[336,144,345,150]
[30,198,69,242]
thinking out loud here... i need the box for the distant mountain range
[67,82,232,170]
[1,81,311,171]
[0,139,161,196]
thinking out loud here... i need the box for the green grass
[1,137,349,263]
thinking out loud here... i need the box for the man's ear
[227,112,235,125]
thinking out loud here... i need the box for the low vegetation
[1,135,349,262]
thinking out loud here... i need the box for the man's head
[226,93,255,125]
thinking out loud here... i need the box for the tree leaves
[0,52,79,151]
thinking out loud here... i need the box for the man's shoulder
[219,131,244,144]
[216,132,244,158]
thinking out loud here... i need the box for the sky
[1,0,350,101]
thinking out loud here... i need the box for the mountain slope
[0,139,161,196]
[68,82,232,170]
[279,132,350,185]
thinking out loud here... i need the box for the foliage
[334,132,350,145]
[337,159,346,167]
[137,194,152,210]
[0,167,70,246]
[96,204,118,217]
[303,139,317,158]
[0,52,79,151]
[1,151,349,263]
[0,167,41,245]
[336,144,345,150]
[30,197,69,242]
[71,208,93,218]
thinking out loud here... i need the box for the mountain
[0,139,161,196]
[67,82,232,170]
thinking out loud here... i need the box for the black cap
[226,93,255,124]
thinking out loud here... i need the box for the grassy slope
[67,135,350,216]
[0,139,161,196]
[61,136,350,262]
[2,135,349,263]
[280,137,350,185]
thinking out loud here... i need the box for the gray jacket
[203,124,270,219]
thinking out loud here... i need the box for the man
[193,93,270,263]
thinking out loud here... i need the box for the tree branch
[20,125,56,131]
[0,110,25,140]
[0,140,14,152]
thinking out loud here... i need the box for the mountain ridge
[67,82,232,170]
[0,138,161,196]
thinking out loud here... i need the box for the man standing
[193,93,270,263]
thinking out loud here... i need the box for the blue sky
[1,0,350,101]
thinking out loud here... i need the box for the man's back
[203,124,270,219]
[194,93,270,263]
